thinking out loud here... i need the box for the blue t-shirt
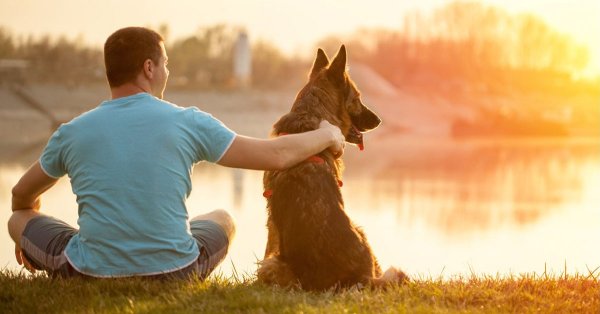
[39,93,236,277]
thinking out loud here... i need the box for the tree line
[320,1,594,96]
[0,1,596,93]
[0,24,303,89]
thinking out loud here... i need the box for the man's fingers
[23,258,36,273]
[319,119,345,159]
[15,248,22,265]
[331,141,345,159]
[19,251,36,273]
[15,246,36,273]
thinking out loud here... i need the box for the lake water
[1,139,599,279]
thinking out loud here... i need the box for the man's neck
[110,82,151,100]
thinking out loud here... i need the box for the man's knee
[192,209,236,241]
[7,210,41,244]
[212,209,236,241]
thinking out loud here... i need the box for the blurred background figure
[233,30,251,89]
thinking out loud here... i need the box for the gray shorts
[20,214,230,279]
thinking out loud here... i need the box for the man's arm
[9,161,58,273]
[12,161,58,211]
[218,120,345,170]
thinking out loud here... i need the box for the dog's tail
[257,256,298,287]
[370,266,409,288]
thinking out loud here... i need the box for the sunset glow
[1,0,598,76]
[1,0,599,302]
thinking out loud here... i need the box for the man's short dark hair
[104,27,164,87]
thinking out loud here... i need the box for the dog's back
[259,45,406,290]
[264,143,379,290]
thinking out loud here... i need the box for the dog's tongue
[352,125,364,151]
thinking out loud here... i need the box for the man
[7,27,344,279]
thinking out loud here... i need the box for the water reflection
[346,139,599,236]
[1,139,599,278]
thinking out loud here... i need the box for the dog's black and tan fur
[257,45,408,291]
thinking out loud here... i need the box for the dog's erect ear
[309,48,329,79]
[327,45,346,83]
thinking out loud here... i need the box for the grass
[1,268,598,313]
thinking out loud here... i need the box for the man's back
[39,93,235,277]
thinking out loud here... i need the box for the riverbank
[1,270,597,313]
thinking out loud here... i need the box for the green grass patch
[1,269,598,313]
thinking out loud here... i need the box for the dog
[257,45,408,291]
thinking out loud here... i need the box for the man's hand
[15,243,36,273]
[12,162,57,212]
[318,120,345,159]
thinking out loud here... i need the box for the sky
[1,0,599,76]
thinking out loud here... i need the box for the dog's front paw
[382,266,409,284]
[257,256,298,287]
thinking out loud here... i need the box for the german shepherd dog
[257,45,408,291]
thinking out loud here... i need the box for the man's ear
[309,48,329,80]
[327,45,346,83]
[143,59,154,79]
